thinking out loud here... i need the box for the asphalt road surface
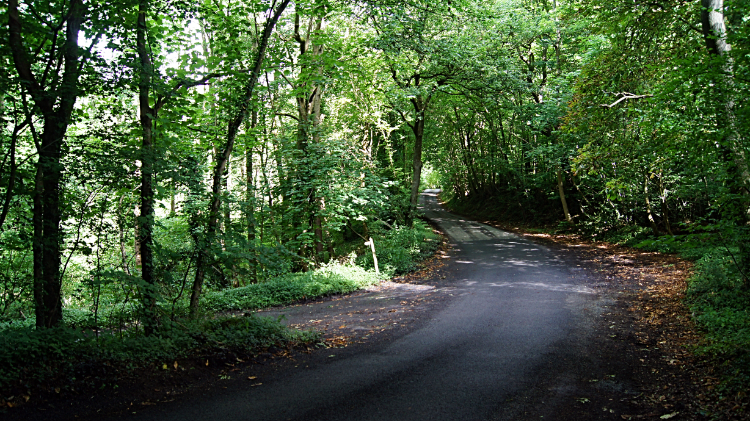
[117,191,625,421]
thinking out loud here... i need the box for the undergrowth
[0,262,380,397]
[0,314,317,397]
[356,219,441,276]
[0,221,440,401]
[202,263,381,313]
[684,250,750,395]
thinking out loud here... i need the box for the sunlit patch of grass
[202,263,381,313]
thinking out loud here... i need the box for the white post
[365,237,380,275]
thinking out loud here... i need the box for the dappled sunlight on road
[419,191,594,297]
[497,259,538,267]
[485,281,596,294]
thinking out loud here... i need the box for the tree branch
[276,113,300,121]
[8,0,46,110]
[154,72,225,113]
[600,92,653,108]
[396,108,415,130]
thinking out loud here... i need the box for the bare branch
[600,92,653,108]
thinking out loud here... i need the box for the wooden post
[364,237,380,275]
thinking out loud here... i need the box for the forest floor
[7,216,749,420]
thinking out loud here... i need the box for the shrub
[356,220,441,276]
[202,263,381,313]
[0,314,315,395]
[686,252,750,394]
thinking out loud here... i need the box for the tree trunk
[656,174,673,236]
[701,0,750,281]
[644,174,660,236]
[701,0,750,212]
[137,0,157,333]
[190,0,290,316]
[557,168,572,223]
[0,120,24,231]
[9,0,85,327]
[293,14,326,266]
[246,111,257,283]
[33,160,44,325]
[36,121,65,327]
[170,183,176,215]
[407,96,426,226]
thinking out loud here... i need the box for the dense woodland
[1,0,749,400]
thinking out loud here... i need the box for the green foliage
[0,327,87,390]
[0,314,315,395]
[356,220,441,276]
[686,251,750,393]
[202,263,381,313]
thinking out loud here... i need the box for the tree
[135,0,226,331]
[701,0,750,211]
[7,0,96,327]
[189,0,290,316]
[369,1,460,225]
[700,0,750,278]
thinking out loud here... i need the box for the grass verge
[355,219,442,276]
[202,264,381,313]
[0,314,316,403]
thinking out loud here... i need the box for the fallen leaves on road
[488,223,750,420]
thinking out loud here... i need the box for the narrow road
[114,192,634,420]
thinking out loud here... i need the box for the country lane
[107,190,630,421]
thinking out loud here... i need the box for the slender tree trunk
[137,0,157,333]
[33,160,44,324]
[190,0,290,316]
[644,174,660,236]
[656,174,674,236]
[311,67,325,261]
[170,184,176,215]
[0,120,24,231]
[557,168,572,223]
[407,96,426,226]
[246,111,258,283]
[133,203,141,267]
[222,161,230,238]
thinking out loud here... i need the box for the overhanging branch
[600,92,653,108]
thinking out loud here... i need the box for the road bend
[125,190,607,421]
